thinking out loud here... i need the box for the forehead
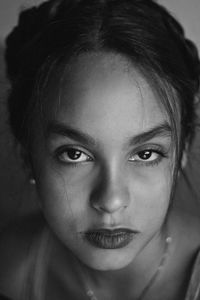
[42,52,169,139]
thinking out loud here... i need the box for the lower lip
[84,231,136,249]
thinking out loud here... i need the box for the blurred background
[0,0,200,229]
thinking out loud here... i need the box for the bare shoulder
[0,212,45,299]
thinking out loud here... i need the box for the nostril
[100,204,128,214]
[90,191,130,214]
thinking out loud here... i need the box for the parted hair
[5,0,200,161]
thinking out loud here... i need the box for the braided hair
[5,0,200,171]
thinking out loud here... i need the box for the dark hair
[5,0,200,173]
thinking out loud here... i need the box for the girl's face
[31,52,174,271]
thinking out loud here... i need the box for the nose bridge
[90,160,130,214]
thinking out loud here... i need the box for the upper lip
[85,228,139,235]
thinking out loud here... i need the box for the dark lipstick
[84,228,138,249]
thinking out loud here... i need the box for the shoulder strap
[185,249,200,300]
[21,227,51,300]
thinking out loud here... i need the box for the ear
[180,140,189,170]
[181,150,188,170]
[17,144,35,179]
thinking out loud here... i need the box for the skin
[31,51,173,274]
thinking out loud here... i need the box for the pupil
[139,150,151,160]
[68,149,81,160]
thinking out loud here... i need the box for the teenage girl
[0,0,200,299]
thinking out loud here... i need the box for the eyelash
[54,146,93,166]
[128,148,168,167]
[54,146,168,167]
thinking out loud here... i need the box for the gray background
[0,0,200,229]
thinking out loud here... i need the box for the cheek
[35,165,91,230]
[129,165,172,229]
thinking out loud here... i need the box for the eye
[56,147,93,164]
[129,149,162,164]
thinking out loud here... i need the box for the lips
[84,228,138,249]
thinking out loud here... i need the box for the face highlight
[31,52,174,271]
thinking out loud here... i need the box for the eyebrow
[128,121,172,146]
[46,121,97,147]
[46,120,172,147]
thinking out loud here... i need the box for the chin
[77,246,136,271]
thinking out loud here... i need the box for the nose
[90,166,130,214]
